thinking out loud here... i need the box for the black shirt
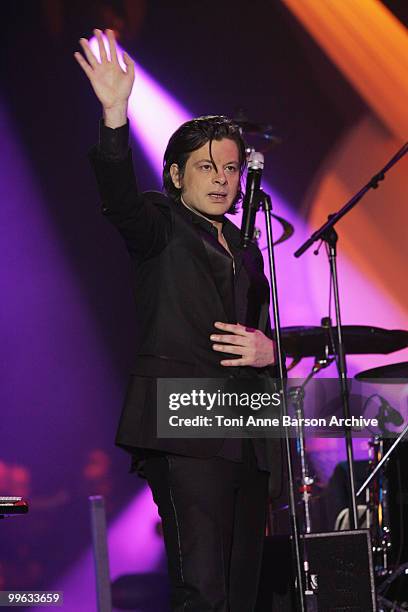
[97,120,272,471]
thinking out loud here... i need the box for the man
[75,28,280,612]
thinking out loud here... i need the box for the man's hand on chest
[210,321,276,368]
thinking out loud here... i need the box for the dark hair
[162,115,246,214]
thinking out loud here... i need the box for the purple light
[0,96,159,606]
[108,486,163,577]
[87,35,408,365]
[90,36,190,171]
[87,34,408,527]
[52,487,163,611]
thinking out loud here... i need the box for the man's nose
[213,171,227,184]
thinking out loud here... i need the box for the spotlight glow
[87,34,407,526]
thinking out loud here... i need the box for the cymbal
[232,110,282,153]
[257,212,294,247]
[355,362,408,382]
[281,326,408,358]
[236,119,282,144]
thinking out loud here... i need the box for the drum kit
[273,231,408,598]
[280,324,408,604]
[236,113,408,606]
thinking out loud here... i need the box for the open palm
[74,29,134,110]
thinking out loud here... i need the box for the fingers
[78,37,98,68]
[94,28,108,62]
[220,358,247,367]
[212,343,244,355]
[123,51,135,79]
[210,333,248,346]
[106,29,119,63]
[76,29,134,81]
[73,51,94,79]
[214,321,249,336]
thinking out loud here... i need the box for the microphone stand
[356,421,408,499]
[289,357,334,535]
[247,189,307,611]
[294,141,408,531]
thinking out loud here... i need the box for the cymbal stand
[357,422,408,497]
[294,141,408,531]
[289,357,333,534]
[367,436,391,575]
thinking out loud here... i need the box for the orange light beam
[282,0,408,142]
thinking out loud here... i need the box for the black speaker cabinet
[256,530,377,611]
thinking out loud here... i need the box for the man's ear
[169,163,182,189]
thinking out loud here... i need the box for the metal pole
[89,495,112,612]
[326,237,358,529]
[263,193,307,612]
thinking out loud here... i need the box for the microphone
[240,150,264,248]
[378,396,404,428]
[321,316,335,358]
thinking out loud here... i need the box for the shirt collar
[179,196,226,235]
[176,197,242,249]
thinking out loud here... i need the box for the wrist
[103,103,128,129]
[268,339,276,365]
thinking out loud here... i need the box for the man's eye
[199,164,212,171]
[226,165,238,173]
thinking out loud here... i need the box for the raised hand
[74,28,135,127]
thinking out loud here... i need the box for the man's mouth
[208,192,227,200]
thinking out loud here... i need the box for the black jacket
[89,146,281,475]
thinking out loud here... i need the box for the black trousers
[143,441,269,612]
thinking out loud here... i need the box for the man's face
[170,138,241,218]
